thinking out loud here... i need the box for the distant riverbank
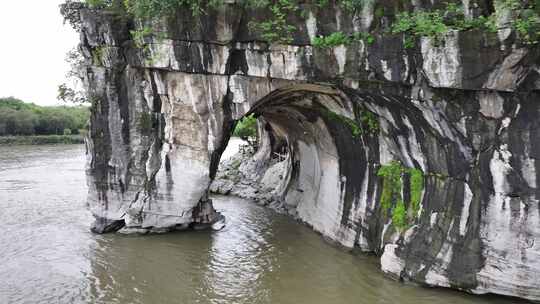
[0,135,85,145]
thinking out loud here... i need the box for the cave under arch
[203,82,471,251]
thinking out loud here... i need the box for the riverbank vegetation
[0,135,85,145]
[0,97,89,140]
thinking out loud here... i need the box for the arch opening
[210,84,382,245]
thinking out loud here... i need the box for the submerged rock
[90,218,125,234]
[67,1,540,301]
[211,214,227,231]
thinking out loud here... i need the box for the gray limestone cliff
[64,0,540,301]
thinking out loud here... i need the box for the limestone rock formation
[64,0,540,301]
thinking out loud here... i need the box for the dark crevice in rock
[226,49,249,75]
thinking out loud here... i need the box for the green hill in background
[0,97,89,136]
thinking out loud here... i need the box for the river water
[0,145,525,304]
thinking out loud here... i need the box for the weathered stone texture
[75,1,540,301]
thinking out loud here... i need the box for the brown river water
[0,145,527,304]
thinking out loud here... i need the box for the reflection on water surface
[0,145,525,304]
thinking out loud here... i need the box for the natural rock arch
[218,82,474,250]
[83,59,540,303]
[87,74,487,295]
[71,2,540,301]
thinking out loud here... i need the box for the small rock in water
[117,227,150,235]
[211,215,226,231]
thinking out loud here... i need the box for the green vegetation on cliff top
[74,0,540,47]
[392,1,540,46]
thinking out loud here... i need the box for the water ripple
[0,145,528,304]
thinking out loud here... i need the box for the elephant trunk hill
[64,0,540,301]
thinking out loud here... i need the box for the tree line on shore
[0,97,89,136]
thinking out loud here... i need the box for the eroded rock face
[71,1,540,301]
